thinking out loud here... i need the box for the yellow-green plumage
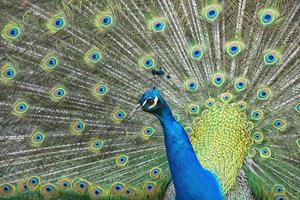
[191,101,253,194]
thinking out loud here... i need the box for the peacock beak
[129,100,148,118]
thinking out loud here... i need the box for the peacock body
[0,0,299,200]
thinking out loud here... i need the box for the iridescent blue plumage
[139,89,223,200]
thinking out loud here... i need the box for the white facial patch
[148,96,159,109]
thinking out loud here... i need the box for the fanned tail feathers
[0,0,299,200]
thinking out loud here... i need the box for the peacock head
[130,88,165,116]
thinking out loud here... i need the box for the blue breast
[156,104,223,200]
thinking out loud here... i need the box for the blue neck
[155,103,223,200]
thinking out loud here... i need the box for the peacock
[0,0,299,199]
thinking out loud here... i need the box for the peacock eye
[146,99,154,106]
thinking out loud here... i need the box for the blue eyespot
[42,55,59,70]
[207,10,217,18]
[63,182,69,187]
[126,188,132,194]
[251,110,263,120]
[3,185,10,192]
[258,9,279,26]
[13,101,29,115]
[140,56,155,69]
[205,98,215,108]
[257,88,271,100]
[116,155,128,166]
[0,183,16,196]
[267,55,274,61]
[144,182,156,192]
[93,84,108,97]
[225,41,244,57]
[9,28,19,37]
[45,185,53,192]
[77,123,83,129]
[262,14,272,23]
[260,91,266,97]
[189,46,204,60]
[234,78,247,92]
[97,14,113,28]
[277,196,284,200]
[253,132,264,143]
[31,178,38,185]
[260,147,271,158]
[192,50,201,58]
[272,118,286,131]
[2,23,22,41]
[146,128,152,135]
[56,89,64,97]
[188,104,199,115]
[115,184,122,190]
[237,101,247,111]
[185,80,198,92]
[154,23,163,30]
[47,15,66,33]
[275,185,283,193]
[91,139,104,152]
[1,66,17,81]
[48,58,57,67]
[72,179,89,193]
[151,19,166,32]
[19,103,27,111]
[266,54,274,62]
[113,110,126,121]
[150,167,161,178]
[230,46,238,54]
[296,103,300,112]
[145,59,153,67]
[50,86,66,101]
[85,48,102,64]
[71,120,86,134]
[221,93,232,103]
[54,18,64,28]
[35,133,43,142]
[94,189,101,195]
[98,86,106,94]
[5,69,14,78]
[91,52,100,61]
[263,149,268,154]
[142,126,155,138]
[264,50,279,65]
[95,141,101,147]
[117,111,124,119]
[102,16,111,25]
[212,73,225,87]
[119,156,126,163]
[202,4,222,22]
[79,182,86,189]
